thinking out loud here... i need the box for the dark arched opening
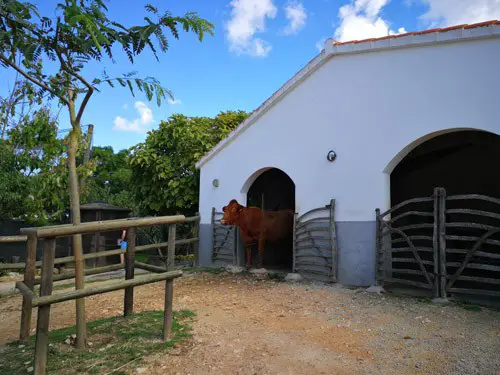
[389,130,500,297]
[246,168,295,270]
[391,130,500,205]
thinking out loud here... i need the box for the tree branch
[0,54,69,106]
[53,21,94,123]
[76,89,94,124]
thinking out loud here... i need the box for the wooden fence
[9,215,199,375]
[376,187,500,299]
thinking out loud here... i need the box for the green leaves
[0,1,215,108]
[129,110,249,216]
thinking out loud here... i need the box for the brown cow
[220,199,294,269]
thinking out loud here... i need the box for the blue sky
[2,0,499,151]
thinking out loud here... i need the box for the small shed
[80,202,131,267]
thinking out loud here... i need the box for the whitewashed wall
[199,37,500,225]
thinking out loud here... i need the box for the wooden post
[432,189,440,298]
[73,232,87,349]
[329,200,338,282]
[124,227,137,317]
[163,224,176,340]
[234,225,240,267]
[292,213,298,272]
[193,213,200,266]
[438,188,447,299]
[374,209,382,287]
[34,237,56,375]
[20,234,37,341]
[211,207,215,261]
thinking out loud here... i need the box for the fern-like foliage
[0,0,215,112]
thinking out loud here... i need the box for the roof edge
[195,50,328,169]
[196,21,500,169]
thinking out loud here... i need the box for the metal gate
[376,188,500,299]
[293,199,338,282]
[211,208,238,265]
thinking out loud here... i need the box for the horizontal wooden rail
[135,262,166,273]
[21,215,186,238]
[0,236,200,271]
[16,281,36,300]
[34,264,124,285]
[32,270,183,307]
[0,235,27,243]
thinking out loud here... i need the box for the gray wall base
[336,221,376,287]
[197,224,213,266]
[198,221,377,287]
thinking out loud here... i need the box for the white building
[195,21,500,287]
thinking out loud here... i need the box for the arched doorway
[379,129,500,299]
[390,130,500,206]
[244,168,295,270]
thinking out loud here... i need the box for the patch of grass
[455,300,482,311]
[0,309,196,375]
[135,253,150,264]
[181,266,225,275]
[268,272,285,282]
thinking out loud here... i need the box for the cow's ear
[237,206,243,212]
[222,206,226,212]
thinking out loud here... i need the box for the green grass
[455,300,483,311]
[135,253,151,264]
[181,266,225,275]
[0,309,196,375]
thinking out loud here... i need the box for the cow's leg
[257,236,265,269]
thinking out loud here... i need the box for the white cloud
[315,37,327,52]
[122,103,128,110]
[418,0,500,27]
[226,0,277,57]
[168,98,182,105]
[283,1,307,35]
[334,0,406,42]
[113,101,154,133]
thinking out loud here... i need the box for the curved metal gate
[211,208,237,265]
[293,199,338,282]
[376,188,500,299]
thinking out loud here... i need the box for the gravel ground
[0,271,499,375]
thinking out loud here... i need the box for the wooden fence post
[438,188,447,299]
[73,233,87,349]
[34,237,56,375]
[292,213,297,273]
[329,199,338,282]
[20,234,37,341]
[374,209,383,287]
[163,223,176,340]
[124,227,137,317]
[432,189,440,298]
[193,213,200,266]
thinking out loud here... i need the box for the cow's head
[220,199,243,225]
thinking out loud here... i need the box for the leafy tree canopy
[84,146,135,211]
[130,110,249,216]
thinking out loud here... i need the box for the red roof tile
[332,20,500,46]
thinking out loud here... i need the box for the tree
[130,110,249,216]
[0,0,214,348]
[84,146,135,211]
[0,139,29,219]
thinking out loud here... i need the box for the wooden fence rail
[7,214,200,375]
[376,187,500,300]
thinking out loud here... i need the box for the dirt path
[1,272,499,374]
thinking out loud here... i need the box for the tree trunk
[67,125,87,348]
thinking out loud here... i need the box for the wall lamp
[327,150,337,162]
